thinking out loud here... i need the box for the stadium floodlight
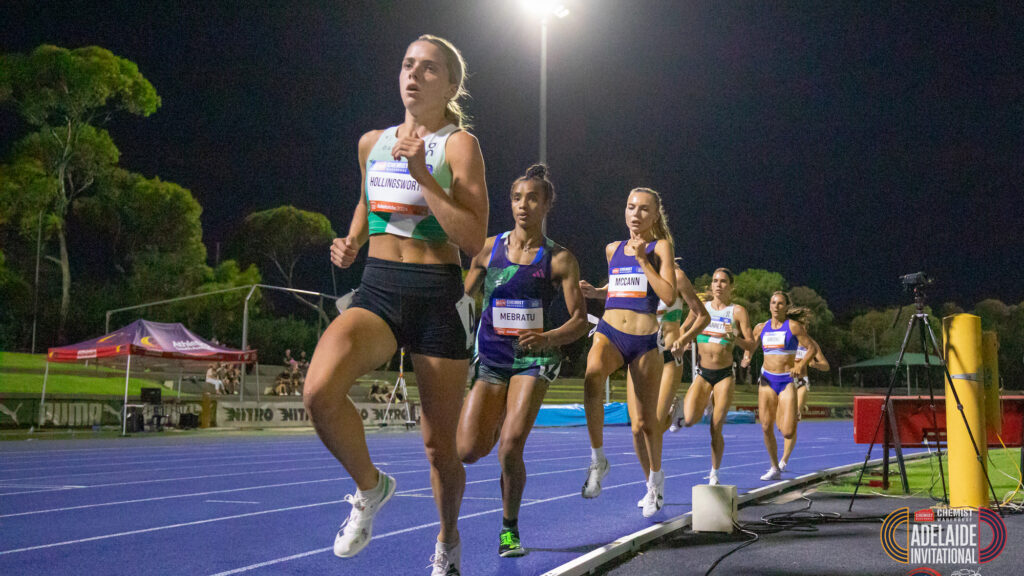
[520,1,570,164]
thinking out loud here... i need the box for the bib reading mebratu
[608,266,649,299]
[491,298,544,335]
[365,124,457,242]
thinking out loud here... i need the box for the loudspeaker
[125,408,145,433]
[141,387,162,404]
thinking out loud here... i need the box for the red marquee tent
[43,319,257,434]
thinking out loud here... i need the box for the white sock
[649,469,664,483]
[591,446,605,462]
[710,468,719,475]
[357,469,385,498]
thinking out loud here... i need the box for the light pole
[522,1,569,165]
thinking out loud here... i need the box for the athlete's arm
[811,346,831,372]
[579,280,608,300]
[733,305,759,353]
[393,130,489,256]
[519,249,588,349]
[740,319,764,368]
[463,236,496,297]
[633,239,676,306]
[790,321,819,378]
[670,269,710,352]
[331,130,381,269]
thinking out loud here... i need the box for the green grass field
[3,352,884,406]
[0,352,194,397]
[820,448,1024,505]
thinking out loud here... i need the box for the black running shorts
[349,257,473,360]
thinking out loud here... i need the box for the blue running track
[0,421,915,575]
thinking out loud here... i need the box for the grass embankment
[0,351,184,396]
[820,448,1024,505]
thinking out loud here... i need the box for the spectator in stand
[206,364,225,394]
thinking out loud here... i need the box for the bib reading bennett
[365,124,458,242]
[476,232,560,369]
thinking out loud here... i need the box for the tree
[232,206,336,320]
[0,45,160,339]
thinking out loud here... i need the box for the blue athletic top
[761,319,799,356]
[605,240,661,314]
[475,232,560,369]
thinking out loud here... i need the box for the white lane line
[0,484,86,489]
[203,446,871,576]
[205,500,261,504]
[0,499,346,556]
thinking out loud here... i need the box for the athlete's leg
[758,383,780,468]
[457,380,508,464]
[797,384,809,416]
[497,374,548,521]
[626,371,650,478]
[657,362,685,432]
[412,354,470,546]
[304,309,397,490]
[683,376,712,427]
[776,383,799,446]
[629,348,666,473]
[583,334,624,450]
[709,377,735,470]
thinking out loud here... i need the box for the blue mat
[533,404,756,427]
[535,402,630,426]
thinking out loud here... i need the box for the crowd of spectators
[205,362,241,395]
[274,349,309,396]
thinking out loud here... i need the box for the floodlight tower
[522,1,570,165]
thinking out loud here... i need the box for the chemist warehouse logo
[880,507,1006,571]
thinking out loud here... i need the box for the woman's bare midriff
[762,355,796,374]
[367,234,461,265]
[603,308,659,336]
[697,343,734,369]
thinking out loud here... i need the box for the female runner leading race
[303,35,487,576]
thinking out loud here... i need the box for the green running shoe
[498,528,526,557]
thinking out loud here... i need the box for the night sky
[2,1,1022,314]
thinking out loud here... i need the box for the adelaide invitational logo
[880,507,1006,571]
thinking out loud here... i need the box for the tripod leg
[849,313,918,511]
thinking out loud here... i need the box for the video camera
[899,271,933,290]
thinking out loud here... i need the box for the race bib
[492,299,543,335]
[762,331,787,350]
[608,266,648,298]
[366,161,434,215]
[704,317,733,338]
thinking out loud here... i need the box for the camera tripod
[382,347,417,430]
[848,285,1002,513]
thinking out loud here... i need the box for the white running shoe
[707,469,719,486]
[581,457,609,499]
[760,466,781,481]
[779,460,788,472]
[333,472,397,558]
[429,539,461,576]
[668,399,683,433]
[637,489,652,508]
[642,470,664,518]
